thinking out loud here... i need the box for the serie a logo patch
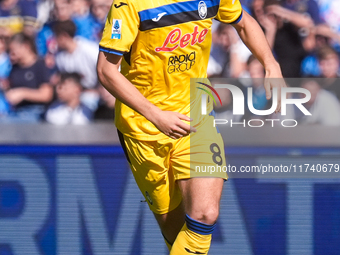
[111,19,122,39]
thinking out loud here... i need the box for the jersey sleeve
[99,0,139,56]
[216,0,243,24]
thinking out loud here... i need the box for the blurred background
[0,0,340,254]
[0,0,340,123]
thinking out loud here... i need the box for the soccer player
[97,0,285,254]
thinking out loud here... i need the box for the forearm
[266,5,313,28]
[233,12,280,74]
[279,8,313,28]
[97,52,161,122]
[315,24,340,43]
[20,85,53,103]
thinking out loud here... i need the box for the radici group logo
[196,80,312,128]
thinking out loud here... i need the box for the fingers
[172,125,189,136]
[167,113,197,140]
[275,100,281,113]
[267,78,287,113]
[264,78,288,113]
[168,133,182,140]
[168,122,197,140]
[276,79,287,113]
[275,85,281,113]
[264,80,272,100]
[177,113,191,122]
[176,113,197,132]
[177,120,197,133]
[190,125,197,133]
[167,128,187,140]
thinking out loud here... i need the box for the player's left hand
[264,65,287,113]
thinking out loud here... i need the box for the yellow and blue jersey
[99,0,243,140]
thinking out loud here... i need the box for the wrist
[264,60,280,72]
[265,61,282,78]
[143,105,162,123]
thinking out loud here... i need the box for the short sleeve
[99,0,140,55]
[216,0,243,24]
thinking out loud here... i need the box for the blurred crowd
[210,0,340,126]
[0,0,339,125]
[0,0,114,124]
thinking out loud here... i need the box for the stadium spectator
[4,33,53,122]
[293,79,340,125]
[53,20,99,110]
[36,0,73,57]
[245,56,268,112]
[0,33,11,79]
[94,85,115,120]
[317,46,340,100]
[252,0,279,50]
[300,34,329,77]
[45,72,92,124]
[318,46,339,79]
[0,90,10,117]
[299,0,340,73]
[252,0,315,77]
[72,0,102,42]
[208,23,249,78]
[283,0,322,25]
[317,0,340,34]
[0,31,11,116]
[269,1,316,76]
[36,0,103,57]
[229,28,252,78]
[296,0,340,55]
[0,34,10,117]
[1,0,339,127]
[237,55,271,121]
[213,78,236,122]
[0,0,39,36]
[208,23,230,77]
[90,0,111,40]
[91,0,110,25]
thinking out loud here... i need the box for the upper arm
[99,0,140,55]
[231,10,254,31]
[216,0,243,24]
[97,51,123,78]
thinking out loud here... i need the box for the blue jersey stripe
[99,46,125,56]
[230,10,243,24]
[138,0,220,22]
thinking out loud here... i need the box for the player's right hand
[150,111,196,140]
